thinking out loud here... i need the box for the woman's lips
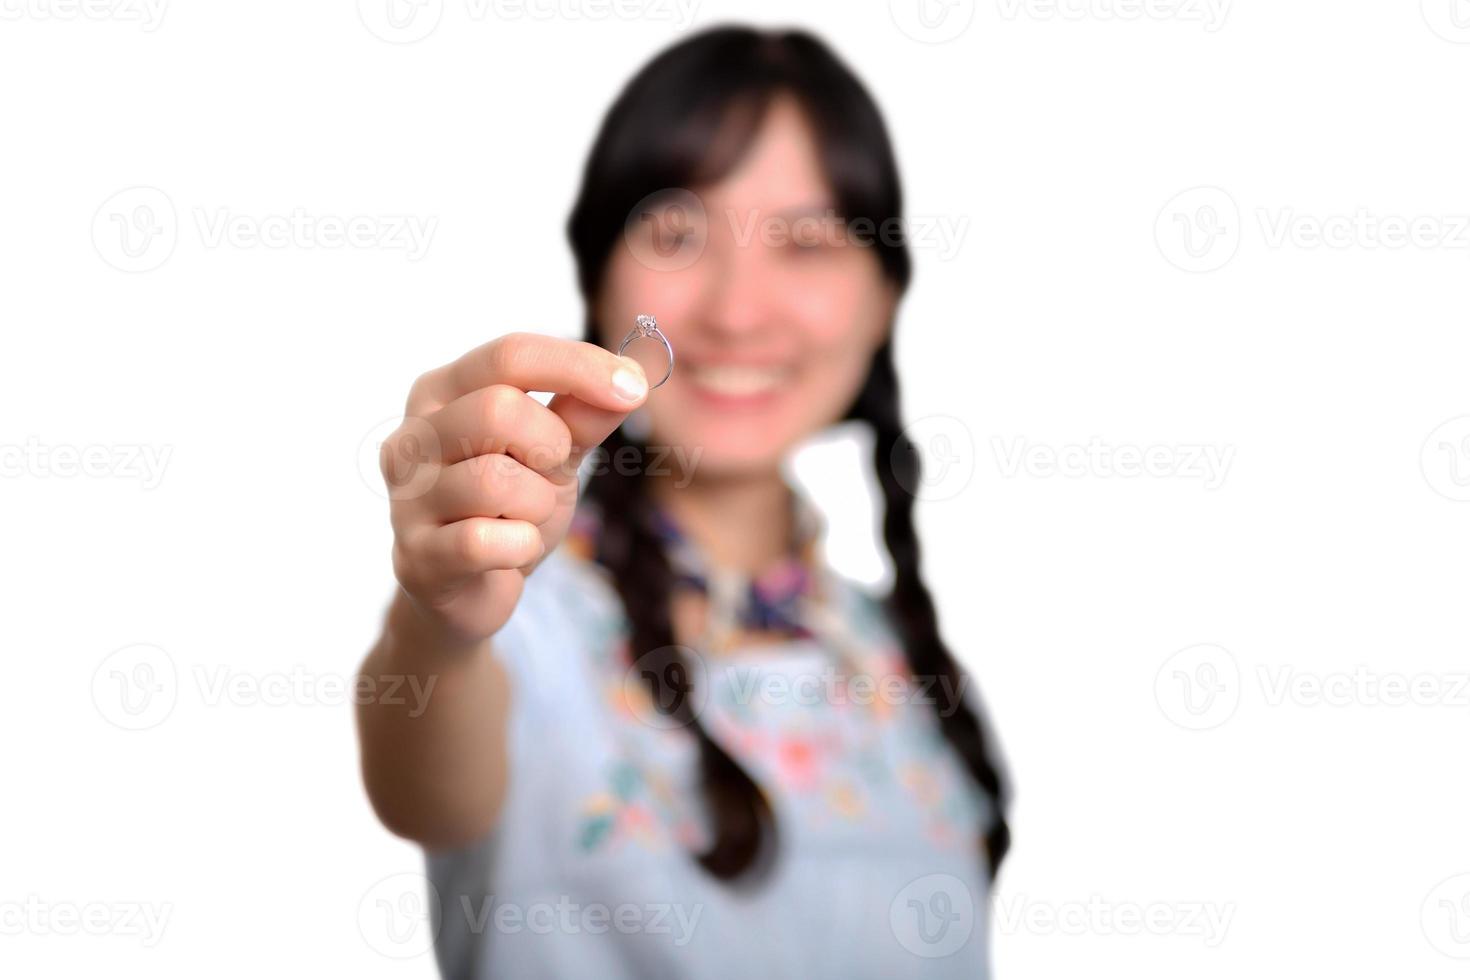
[683,363,793,409]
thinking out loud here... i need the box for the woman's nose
[695,230,775,339]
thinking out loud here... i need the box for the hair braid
[582,424,777,881]
[848,337,1011,876]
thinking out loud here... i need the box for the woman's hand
[356,331,648,848]
[381,331,650,646]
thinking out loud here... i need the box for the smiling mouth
[685,363,794,399]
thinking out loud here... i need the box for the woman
[356,25,1010,979]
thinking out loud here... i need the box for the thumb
[545,355,649,482]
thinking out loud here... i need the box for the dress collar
[565,488,830,647]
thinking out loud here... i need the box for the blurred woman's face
[596,94,897,479]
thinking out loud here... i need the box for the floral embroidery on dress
[575,757,707,855]
[560,495,991,860]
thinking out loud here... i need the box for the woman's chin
[657,432,789,481]
[645,385,804,479]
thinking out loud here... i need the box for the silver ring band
[617,314,674,389]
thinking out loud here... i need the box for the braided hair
[567,25,1010,883]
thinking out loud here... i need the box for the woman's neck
[648,468,794,577]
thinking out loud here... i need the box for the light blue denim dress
[424,506,1002,979]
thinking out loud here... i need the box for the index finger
[408,331,648,416]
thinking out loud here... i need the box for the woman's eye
[787,223,844,253]
[781,214,850,254]
[637,211,701,255]
[662,228,704,256]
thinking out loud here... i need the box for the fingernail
[612,360,648,402]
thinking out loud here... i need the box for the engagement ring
[617,314,674,389]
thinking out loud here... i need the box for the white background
[3,1,1469,976]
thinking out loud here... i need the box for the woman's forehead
[699,96,834,210]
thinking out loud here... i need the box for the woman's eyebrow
[768,203,842,221]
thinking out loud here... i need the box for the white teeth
[688,365,789,397]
